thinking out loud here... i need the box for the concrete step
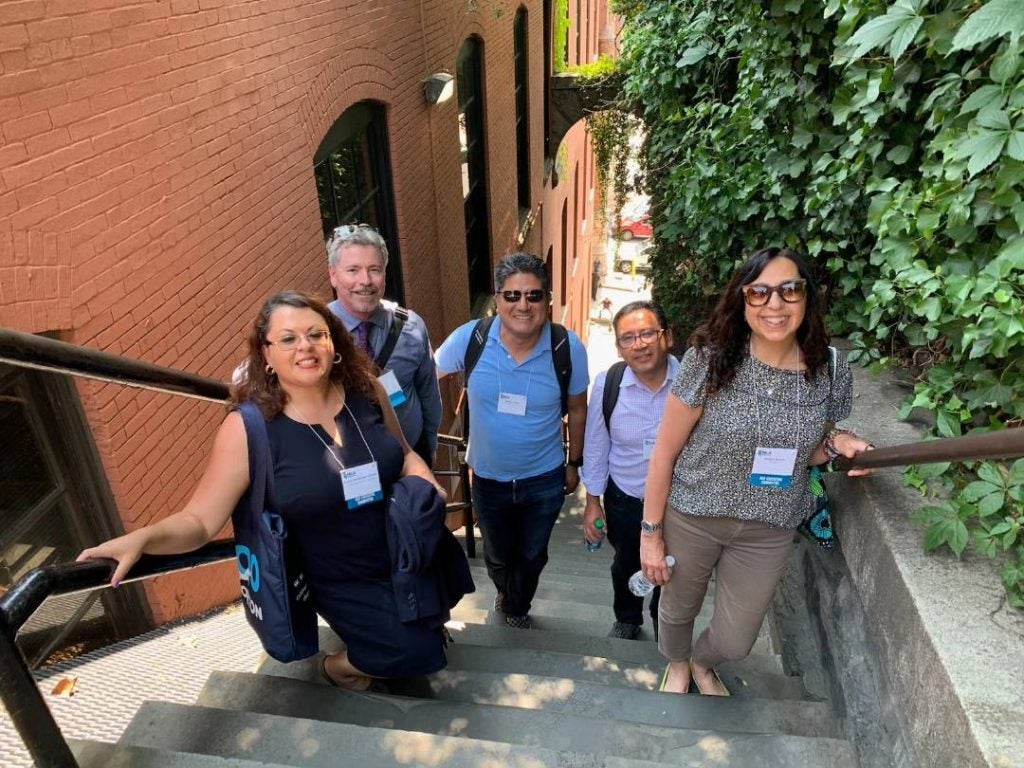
[70,739,296,768]
[450,593,779,660]
[254,624,790,694]
[424,669,840,738]
[198,671,858,767]
[443,622,785,677]
[121,701,679,768]
[442,644,809,701]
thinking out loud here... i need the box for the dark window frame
[514,8,531,214]
[313,101,405,306]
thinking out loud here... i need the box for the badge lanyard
[495,351,537,417]
[292,385,383,509]
[749,344,801,489]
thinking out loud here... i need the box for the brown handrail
[833,427,1024,471]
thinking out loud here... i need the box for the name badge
[642,438,656,460]
[341,462,383,509]
[497,392,528,416]
[749,446,798,489]
[378,369,407,408]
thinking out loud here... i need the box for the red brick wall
[0,0,608,624]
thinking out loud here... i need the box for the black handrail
[0,328,229,402]
[833,426,1024,471]
[0,543,235,768]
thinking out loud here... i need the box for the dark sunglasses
[741,279,807,307]
[497,289,549,304]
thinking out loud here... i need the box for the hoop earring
[265,365,275,376]
[332,353,342,365]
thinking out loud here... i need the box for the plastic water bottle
[584,519,606,551]
[628,555,676,596]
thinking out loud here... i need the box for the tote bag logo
[235,544,263,621]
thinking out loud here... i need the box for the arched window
[313,101,404,304]
[514,8,531,213]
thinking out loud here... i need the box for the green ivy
[617,0,1024,607]
[554,0,570,72]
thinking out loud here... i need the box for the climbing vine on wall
[617,0,1024,607]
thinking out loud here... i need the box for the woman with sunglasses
[640,247,872,695]
[79,291,457,691]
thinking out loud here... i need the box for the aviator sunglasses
[741,279,807,307]
[497,289,550,304]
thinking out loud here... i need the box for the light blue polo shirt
[435,318,589,481]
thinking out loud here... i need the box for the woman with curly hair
[640,248,873,696]
[79,290,450,690]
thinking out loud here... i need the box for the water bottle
[628,555,676,596]
[584,518,606,551]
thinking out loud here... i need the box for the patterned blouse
[667,345,854,529]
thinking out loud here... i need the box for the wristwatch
[640,520,662,535]
[567,456,583,469]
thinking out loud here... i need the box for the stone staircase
[66,506,861,767]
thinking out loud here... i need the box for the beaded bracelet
[823,427,859,461]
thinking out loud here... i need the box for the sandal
[319,655,373,691]
[658,662,691,694]
[690,660,730,697]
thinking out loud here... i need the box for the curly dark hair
[230,290,379,418]
[688,247,830,395]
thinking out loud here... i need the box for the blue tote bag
[232,402,319,662]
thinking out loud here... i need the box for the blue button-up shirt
[329,299,442,457]
[435,318,589,481]
[582,355,680,499]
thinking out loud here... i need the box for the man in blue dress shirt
[327,224,442,467]
[436,254,589,629]
[582,300,678,640]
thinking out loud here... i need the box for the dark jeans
[605,477,660,626]
[471,466,566,617]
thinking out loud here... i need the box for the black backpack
[463,316,572,416]
[601,355,680,431]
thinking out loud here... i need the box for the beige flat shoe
[690,660,730,696]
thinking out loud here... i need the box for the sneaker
[493,592,506,614]
[608,621,642,640]
[505,614,532,629]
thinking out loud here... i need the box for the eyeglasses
[265,328,331,351]
[497,289,549,304]
[616,328,665,349]
[741,279,807,307]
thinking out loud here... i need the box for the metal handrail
[0,543,235,768]
[0,327,474,767]
[833,427,1024,471]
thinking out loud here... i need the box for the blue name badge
[378,370,407,408]
[341,462,384,509]
[749,447,798,489]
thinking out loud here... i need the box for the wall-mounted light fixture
[423,73,455,105]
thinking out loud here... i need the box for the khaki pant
[657,510,796,668]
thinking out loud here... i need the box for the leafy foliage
[617,0,1024,606]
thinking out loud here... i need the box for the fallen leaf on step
[51,677,78,697]
[177,635,198,649]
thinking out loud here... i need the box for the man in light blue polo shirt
[582,300,678,641]
[436,253,589,629]
[326,224,442,467]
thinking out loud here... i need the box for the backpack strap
[550,323,572,417]
[375,306,408,369]
[602,361,627,432]
[463,315,495,383]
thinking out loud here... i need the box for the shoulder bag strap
[375,306,408,369]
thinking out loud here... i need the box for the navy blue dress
[266,389,446,678]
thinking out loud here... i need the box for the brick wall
[0,0,606,625]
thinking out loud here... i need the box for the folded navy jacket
[386,475,475,626]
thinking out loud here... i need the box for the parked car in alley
[614,213,652,240]
[616,243,653,275]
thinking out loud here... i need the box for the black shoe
[505,614,532,629]
[608,621,642,640]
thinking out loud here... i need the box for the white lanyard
[749,344,801,489]
[291,385,376,469]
